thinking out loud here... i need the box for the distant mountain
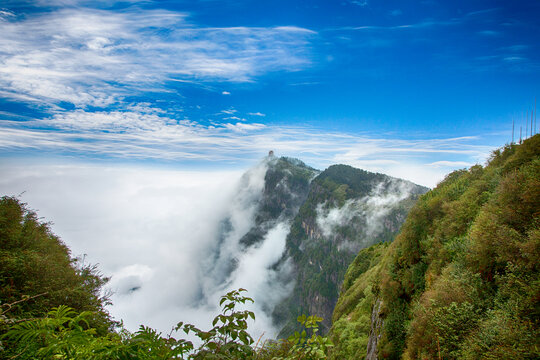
[200,156,318,304]
[202,155,428,337]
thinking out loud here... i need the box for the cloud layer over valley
[0,161,294,339]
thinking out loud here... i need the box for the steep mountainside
[272,164,428,336]
[204,156,427,338]
[202,155,318,299]
[239,156,319,248]
[330,135,540,359]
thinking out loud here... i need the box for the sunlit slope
[330,134,540,359]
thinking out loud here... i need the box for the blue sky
[1,0,539,186]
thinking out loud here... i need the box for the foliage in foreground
[1,289,333,359]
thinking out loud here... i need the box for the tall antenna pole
[526,110,529,140]
[512,116,514,144]
[535,97,537,135]
[531,106,534,137]
[520,125,522,144]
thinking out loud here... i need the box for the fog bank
[0,161,292,339]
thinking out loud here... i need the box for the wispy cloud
[464,8,501,18]
[223,116,246,121]
[474,52,537,73]
[333,19,458,32]
[503,56,526,62]
[349,0,369,7]
[0,107,495,187]
[248,112,266,117]
[0,7,315,109]
[427,160,473,168]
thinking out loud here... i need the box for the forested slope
[330,135,540,359]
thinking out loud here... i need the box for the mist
[316,178,415,244]
[0,160,293,340]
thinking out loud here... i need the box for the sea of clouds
[0,160,294,341]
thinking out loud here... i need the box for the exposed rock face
[366,297,384,360]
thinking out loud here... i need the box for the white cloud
[329,137,492,187]
[503,56,525,62]
[0,10,15,18]
[0,107,496,187]
[226,222,294,335]
[0,7,315,108]
[350,0,369,7]
[223,122,265,133]
[361,181,415,236]
[248,112,266,117]
[222,91,231,95]
[316,201,358,238]
[316,179,415,240]
[427,160,473,168]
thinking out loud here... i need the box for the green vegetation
[330,135,540,359]
[2,288,333,359]
[6,137,535,360]
[330,242,388,359]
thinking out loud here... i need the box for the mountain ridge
[198,154,428,337]
[270,161,428,336]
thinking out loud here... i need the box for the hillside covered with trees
[331,134,540,359]
[0,196,114,333]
